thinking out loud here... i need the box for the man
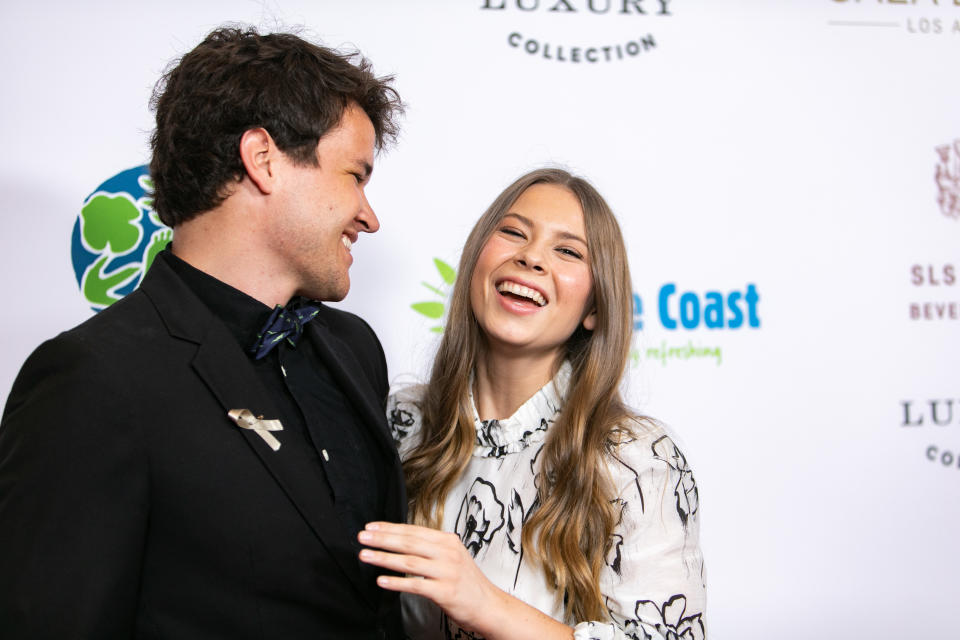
[0,27,405,639]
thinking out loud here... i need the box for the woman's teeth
[496,281,546,306]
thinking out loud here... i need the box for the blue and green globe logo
[70,166,172,311]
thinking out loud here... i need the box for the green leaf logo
[411,258,456,332]
[434,258,456,284]
[411,302,444,318]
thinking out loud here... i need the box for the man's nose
[358,193,380,233]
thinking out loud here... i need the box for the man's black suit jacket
[0,255,406,639]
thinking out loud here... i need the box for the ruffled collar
[469,361,572,458]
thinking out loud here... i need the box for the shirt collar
[163,247,274,350]
[468,360,572,458]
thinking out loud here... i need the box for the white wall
[2,1,958,637]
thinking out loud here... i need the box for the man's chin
[300,278,349,303]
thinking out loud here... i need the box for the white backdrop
[2,1,958,637]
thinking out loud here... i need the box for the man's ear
[239,128,276,195]
[582,308,597,331]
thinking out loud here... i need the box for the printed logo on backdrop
[935,140,960,220]
[909,264,956,321]
[479,0,673,64]
[898,141,959,471]
[412,258,458,333]
[71,166,172,311]
[901,399,960,471]
[827,0,960,37]
[905,141,960,323]
[410,259,761,366]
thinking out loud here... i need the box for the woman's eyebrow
[556,230,588,246]
[501,212,531,225]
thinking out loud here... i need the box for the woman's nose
[514,246,546,273]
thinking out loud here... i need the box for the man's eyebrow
[360,161,373,179]
[502,212,588,246]
[351,160,373,181]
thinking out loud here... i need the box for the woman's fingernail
[359,549,373,560]
[358,531,372,543]
[365,522,380,531]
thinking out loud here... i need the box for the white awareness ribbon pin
[228,408,283,451]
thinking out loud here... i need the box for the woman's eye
[558,247,583,259]
[500,227,524,238]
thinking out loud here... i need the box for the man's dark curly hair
[148,26,403,227]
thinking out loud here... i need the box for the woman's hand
[357,521,503,634]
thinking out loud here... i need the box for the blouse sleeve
[572,422,707,640]
[386,385,426,460]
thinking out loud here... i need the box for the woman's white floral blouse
[387,362,706,640]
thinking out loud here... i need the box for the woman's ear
[582,309,597,331]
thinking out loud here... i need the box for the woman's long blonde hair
[402,168,635,621]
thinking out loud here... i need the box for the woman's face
[469,183,596,360]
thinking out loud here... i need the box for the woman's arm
[578,428,706,640]
[358,522,574,640]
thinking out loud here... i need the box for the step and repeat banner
[1,1,957,637]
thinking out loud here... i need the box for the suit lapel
[306,320,406,523]
[140,255,375,604]
[307,321,394,458]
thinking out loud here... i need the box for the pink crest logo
[934,140,960,220]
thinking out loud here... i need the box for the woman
[358,168,706,639]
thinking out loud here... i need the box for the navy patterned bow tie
[249,299,321,360]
